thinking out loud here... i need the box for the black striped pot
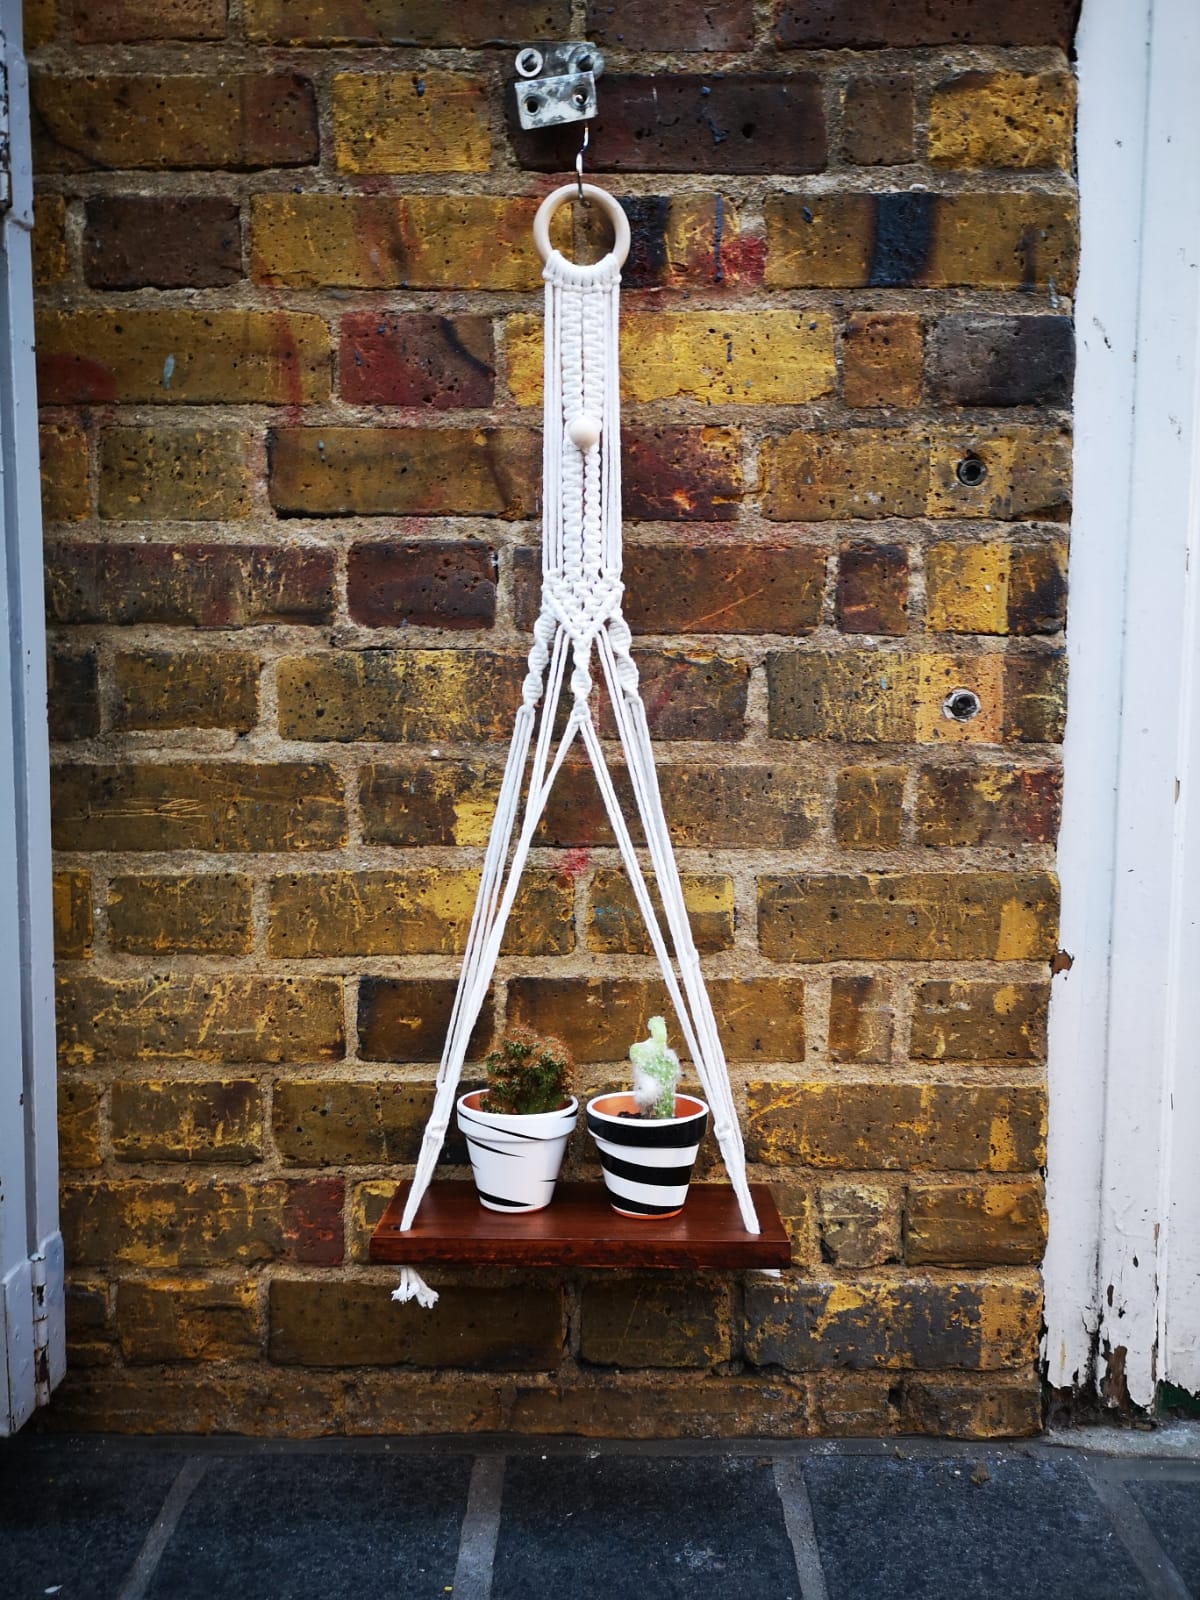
[585,1093,709,1218]
[457,1091,578,1213]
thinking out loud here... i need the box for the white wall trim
[1045,0,1200,1406]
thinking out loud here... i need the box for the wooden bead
[567,414,602,451]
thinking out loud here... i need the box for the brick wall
[32,0,1076,1438]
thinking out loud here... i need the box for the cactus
[480,1027,574,1116]
[630,1015,681,1118]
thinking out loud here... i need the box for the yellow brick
[117,1278,259,1363]
[926,543,1011,634]
[762,428,928,520]
[333,71,490,173]
[930,71,1075,171]
[53,870,93,960]
[33,194,67,285]
[769,649,1003,744]
[587,869,735,954]
[927,429,1072,521]
[40,423,90,522]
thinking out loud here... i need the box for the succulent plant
[630,1015,681,1117]
[479,1027,574,1116]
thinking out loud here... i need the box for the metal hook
[576,124,590,205]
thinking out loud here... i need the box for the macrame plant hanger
[392,176,762,1309]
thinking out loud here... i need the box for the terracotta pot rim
[585,1091,708,1125]
[458,1090,578,1119]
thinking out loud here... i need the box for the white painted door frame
[1045,0,1200,1407]
[0,0,64,1434]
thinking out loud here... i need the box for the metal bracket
[513,42,605,131]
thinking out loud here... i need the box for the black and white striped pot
[585,1093,709,1218]
[456,1091,578,1213]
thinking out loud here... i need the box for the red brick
[348,542,496,629]
[774,0,1079,49]
[842,75,915,165]
[84,197,242,290]
[511,76,826,176]
[46,543,335,627]
[622,427,743,520]
[51,763,346,853]
[244,0,570,44]
[32,73,318,172]
[836,543,909,634]
[357,978,493,1063]
[587,0,754,49]
[267,428,538,518]
[602,650,749,742]
[339,313,494,408]
[70,0,225,40]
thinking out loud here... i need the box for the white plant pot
[456,1090,578,1213]
[585,1092,709,1218]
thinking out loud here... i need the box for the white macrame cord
[392,185,761,1309]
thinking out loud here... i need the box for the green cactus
[630,1015,681,1118]
[480,1028,574,1115]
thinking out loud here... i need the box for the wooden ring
[532,182,631,267]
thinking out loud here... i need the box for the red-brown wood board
[369,1181,791,1270]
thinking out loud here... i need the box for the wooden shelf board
[369,1180,791,1270]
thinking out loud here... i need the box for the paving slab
[492,1453,802,1600]
[144,1452,472,1600]
[1126,1479,1200,1594]
[0,1436,185,1600]
[804,1452,1154,1600]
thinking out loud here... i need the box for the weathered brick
[357,977,493,1063]
[39,423,90,522]
[900,1373,1041,1439]
[33,194,68,286]
[65,1280,113,1367]
[268,428,538,518]
[928,316,1075,407]
[333,71,490,174]
[774,0,1078,49]
[762,429,927,520]
[829,974,894,1063]
[24,0,56,48]
[507,977,805,1062]
[70,0,226,41]
[927,429,1072,521]
[117,1279,258,1364]
[107,874,253,956]
[511,76,826,175]
[347,1180,399,1261]
[745,1274,1040,1371]
[267,868,573,957]
[84,198,241,289]
[361,759,502,847]
[52,763,346,853]
[767,650,1005,744]
[507,311,835,406]
[587,0,754,49]
[834,766,905,850]
[47,543,334,628]
[911,980,1049,1062]
[915,764,1062,847]
[276,651,524,743]
[580,1278,732,1368]
[348,542,497,629]
[603,650,749,742]
[515,544,823,637]
[251,194,553,291]
[622,426,743,520]
[47,647,99,741]
[842,76,914,165]
[111,650,258,733]
[816,1181,901,1267]
[99,428,250,522]
[245,0,570,44]
[111,1080,263,1163]
[926,540,1068,636]
[32,73,318,172]
[508,1374,815,1439]
[339,314,494,409]
[836,543,909,635]
[758,872,1057,962]
[269,1279,563,1370]
[842,312,922,408]
[906,1180,1047,1265]
[273,1080,467,1168]
[37,310,329,405]
[745,1080,1046,1171]
[1004,652,1067,742]
[57,975,344,1066]
[588,869,734,954]
[58,1080,102,1168]
[53,871,93,961]
[613,195,756,291]
[765,192,1077,291]
[930,70,1075,170]
[62,1178,344,1268]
